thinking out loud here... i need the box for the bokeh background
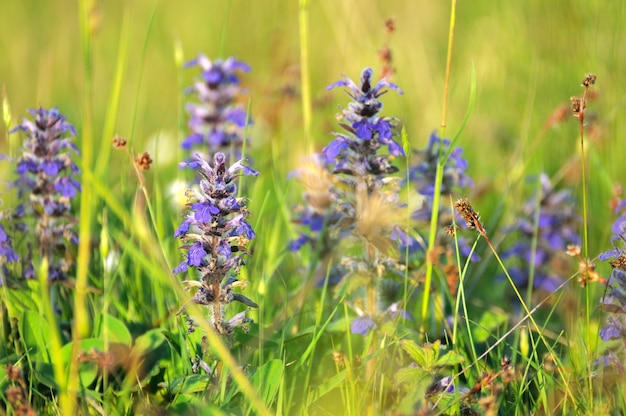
[1,0,625,256]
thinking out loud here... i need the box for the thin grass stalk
[440,269,580,411]
[299,0,312,154]
[37,257,67,413]
[174,39,185,182]
[475,227,575,405]
[94,7,131,177]
[187,301,274,415]
[451,231,479,365]
[129,4,157,142]
[421,0,457,329]
[67,1,97,414]
[578,95,594,410]
[578,80,593,410]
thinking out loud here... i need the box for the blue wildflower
[351,315,377,336]
[502,174,580,292]
[183,54,251,157]
[410,132,473,202]
[322,67,404,176]
[175,152,258,334]
[350,301,413,337]
[408,132,477,265]
[10,107,80,283]
[0,222,18,285]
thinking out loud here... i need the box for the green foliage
[1,0,626,414]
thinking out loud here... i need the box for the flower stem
[422,0,457,330]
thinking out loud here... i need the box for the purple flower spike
[174,152,258,335]
[502,173,580,291]
[322,67,404,173]
[8,107,81,284]
[184,54,252,158]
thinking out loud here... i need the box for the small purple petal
[351,316,376,336]
[188,242,207,266]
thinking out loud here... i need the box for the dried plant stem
[421,0,457,330]
[577,80,593,409]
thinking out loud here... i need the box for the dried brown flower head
[5,386,23,405]
[5,364,21,382]
[570,96,584,115]
[454,197,484,232]
[135,152,153,170]
[566,244,581,256]
[582,73,597,87]
[577,260,606,286]
[332,351,345,366]
[610,255,626,270]
[113,135,127,149]
[385,18,395,34]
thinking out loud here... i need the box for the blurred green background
[1,0,625,252]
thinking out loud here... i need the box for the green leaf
[472,310,508,343]
[433,350,465,367]
[19,311,51,361]
[102,314,132,346]
[401,340,440,371]
[160,374,212,394]
[133,328,166,356]
[132,328,169,385]
[401,125,411,157]
[395,366,429,385]
[33,361,56,388]
[60,338,105,388]
[251,359,283,407]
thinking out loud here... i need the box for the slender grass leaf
[19,311,51,361]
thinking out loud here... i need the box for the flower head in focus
[174,152,258,335]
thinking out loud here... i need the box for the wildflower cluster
[597,194,626,371]
[183,55,251,157]
[0,222,18,284]
[8,107,80,283]
[410,133,473,221]
[174,152,258,335]
[292,67,410,335]
[403,133,477,290]
[502,174,580,292]
[293,68,405,252]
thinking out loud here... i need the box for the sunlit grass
[1,0,626,414]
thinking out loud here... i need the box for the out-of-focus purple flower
[321,67,404,176]
[409,132,473,201]
[292,68,405,255]
[292,68,410,337]
[596,200,626,370]
[174,152,258,335]
[9,107,80,283]
[0,224,18,263]
[351,315,377,336]
[0,222,18,285]
[183,55,251,157]
[407,132,476,265]
[502,174,580,291]
[351,301,413,336]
